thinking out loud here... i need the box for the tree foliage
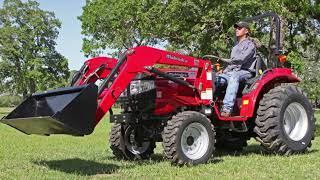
[81,0,320,98]
[0,0,69,98]
[80,0,166,57]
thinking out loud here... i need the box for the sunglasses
[236,26,244,30]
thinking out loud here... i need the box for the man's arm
[202,55,231,63]
[219,57,231,63]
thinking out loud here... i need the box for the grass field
[0,107,320,180]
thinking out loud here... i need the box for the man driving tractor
[218,21,257,117]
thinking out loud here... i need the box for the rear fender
[240,68,300,117]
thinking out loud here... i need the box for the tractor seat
[245,54,266,84]
[242,54,268,94]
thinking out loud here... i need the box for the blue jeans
[216,70,253,112]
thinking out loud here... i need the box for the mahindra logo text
[166,54,188,63]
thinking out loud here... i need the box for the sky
[0,0,87,70]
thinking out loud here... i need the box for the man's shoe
[221,111,231,117]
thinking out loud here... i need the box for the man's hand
[216,69,223,74]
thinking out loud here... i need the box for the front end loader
[1,13,315,166]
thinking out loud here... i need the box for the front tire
[162,111,215,166]
[254,85,315,154]
[109,124,155,160]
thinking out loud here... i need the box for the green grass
[0,107,12,118]
[0,108,320,180]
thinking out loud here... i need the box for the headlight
[120,80,155,96]
[130,80,155,95]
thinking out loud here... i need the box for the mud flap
[0,84,98,136]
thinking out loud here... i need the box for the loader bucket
[0,84,98,136]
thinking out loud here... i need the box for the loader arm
[1,46,213,136]
[94,46,213,123]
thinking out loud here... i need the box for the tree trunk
[22,90,28,99]
[268,17,275,67]
[29,78,36,95]
[279,16,285,52]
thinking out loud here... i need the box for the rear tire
[109,124,155,160]
[254,85,315,154]
[162,111,215,166]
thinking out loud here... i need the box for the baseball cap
[234,21,250,30]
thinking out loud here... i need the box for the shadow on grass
[106,153,224,166]
[105,153,166,164]
[35,144,318,172]
[215,144,318,157]
[215,144,265,157]
[34,158,124,175]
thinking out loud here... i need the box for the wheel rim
[283,102,309,141]
[181,122,210,160]
[125,126,150,155]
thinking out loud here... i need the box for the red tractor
[1,13,315,165]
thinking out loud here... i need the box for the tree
[80,0,166,57]
[80,0,320,98]
[0,0,69,98]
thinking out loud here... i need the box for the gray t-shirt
[225,38,256,72]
